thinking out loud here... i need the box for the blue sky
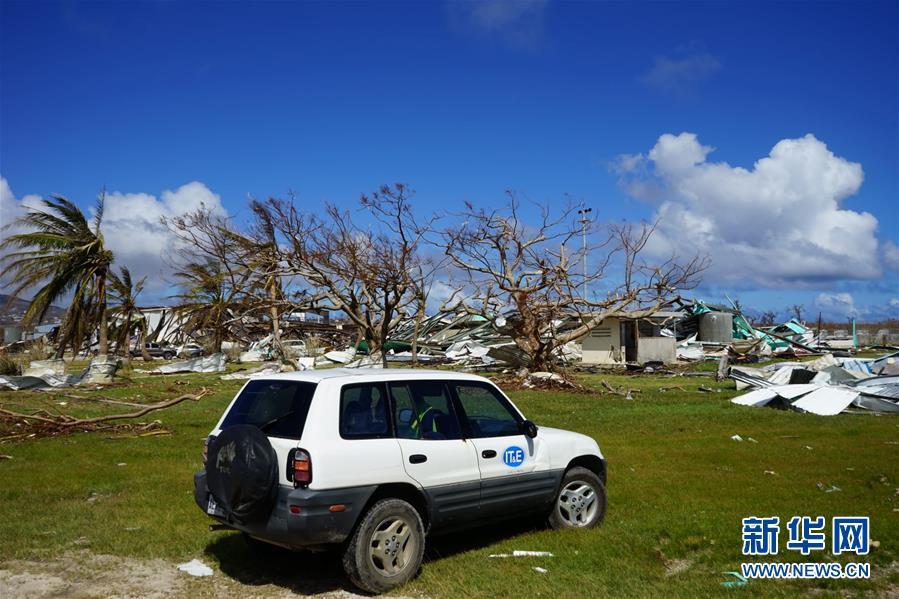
[1,0,897,320]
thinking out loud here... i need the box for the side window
[340,383,390,439]
[390,382,461,440]
[453,382,521,438]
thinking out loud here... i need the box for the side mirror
[398,409,413,424]
[521,419,538,438]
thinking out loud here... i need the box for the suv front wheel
[342,498,425,593]
[548,466,607,529]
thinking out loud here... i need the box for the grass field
[0,361,896,597]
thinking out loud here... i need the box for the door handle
[481,450,497,459]
[409,454,427,464]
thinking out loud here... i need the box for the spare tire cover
[206,424,278,524]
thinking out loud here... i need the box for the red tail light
[288,449,312,487]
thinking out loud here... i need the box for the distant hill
[0,294,66,325]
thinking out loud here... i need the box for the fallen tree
[0,388,209,437]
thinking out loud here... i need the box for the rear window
[220,379,317,440]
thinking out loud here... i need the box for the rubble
[149,353,225,374]
[1,295,895,380]
[0,356,120,390]
[220,362,283,380]
[729,350,899,416]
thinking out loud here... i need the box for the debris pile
[729,351,899,415]
[0,356,122,390]
[146,353,226,375]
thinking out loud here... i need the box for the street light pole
[577,205,593,301]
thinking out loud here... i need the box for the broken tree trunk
[0,388,209,432]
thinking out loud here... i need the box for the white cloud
[812,293,899,321]
[815,292,857,317]
[641,48,721,96]
[102,181,226,295]
[883,240,899,271]
[609,153,644,175]
[446,0,549,49]
[1,176,42,239]
[1,177,226,300]
[617,133,881,287]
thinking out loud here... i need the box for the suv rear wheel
[342,498,424,593]
[548,466,607,529]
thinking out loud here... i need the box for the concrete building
[581,311,682,366]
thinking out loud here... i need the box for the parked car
[281,339,307,358]
[176,343,206,359]
[130,342,176,359]
[195,369,607,593]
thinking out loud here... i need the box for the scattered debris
[816,482,842,493]
[149,354,225,374]
[730,434,743,442]
[523,372,581,390]
[220,362,283,380]
[729,350,899,416]
[82,355,120,384]
[721,571,748,588]
[697,386,720,393]
[533,567,548,574]
[488,550,555,558]
[176,559,213,577]
[0,389,209,437]
[599,379,639,397]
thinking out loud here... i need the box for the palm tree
[0,194,114,359]
[108,266,151,362]
[172,260,240,354]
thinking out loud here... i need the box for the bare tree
[230,202,294,362]
[440,195,707,372]
[758,310,778,327]
[256,184,435,368]
[164,207,253,353]
[790,304,804,323]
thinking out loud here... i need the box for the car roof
[250,368,491,385]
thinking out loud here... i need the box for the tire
[342,498,425,594]
[163,352,175,360]
[205,425,278,525]
[548,466,607,530]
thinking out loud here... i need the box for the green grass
[1,367,896,597]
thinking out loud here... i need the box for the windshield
[220,379,317,440]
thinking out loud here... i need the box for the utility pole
[577,205,592,300]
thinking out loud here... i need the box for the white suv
[194,368,607,593]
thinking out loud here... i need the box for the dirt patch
[0,552,183,599]
[0,551,380,598]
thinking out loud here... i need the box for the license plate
[206,496,218,515]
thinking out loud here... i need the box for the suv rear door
[449,381,555,517]
[217,379,317,485]
[388,381,481,528]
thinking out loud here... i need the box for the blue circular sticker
[503,446,525,467]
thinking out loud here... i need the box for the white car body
[196,368,606,547]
